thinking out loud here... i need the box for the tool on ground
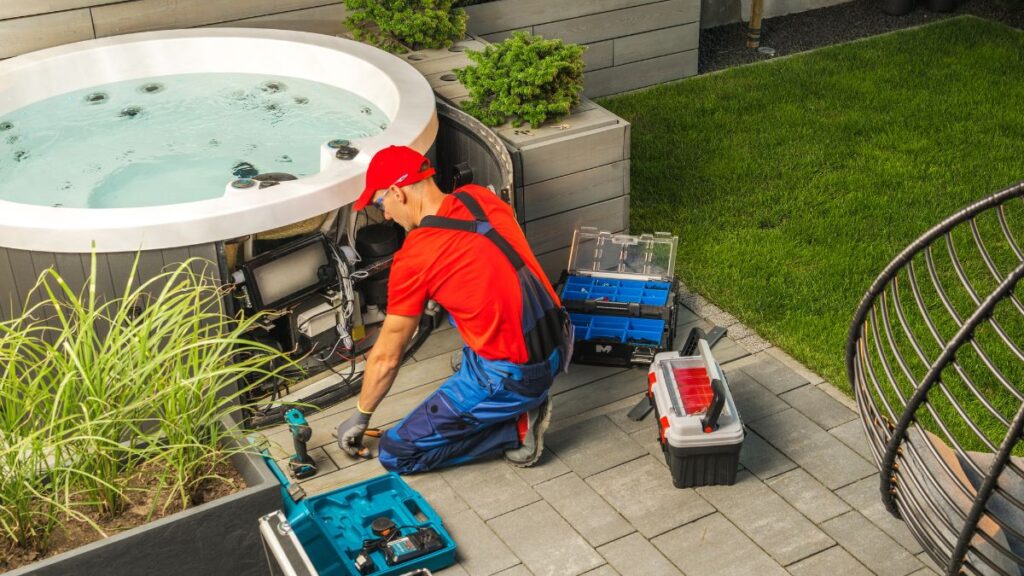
[260,454,457,576]
[647,327,745,488]
[285,408,318,479]
[354,427,383,459]
[628,325,728,421]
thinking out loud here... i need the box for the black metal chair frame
[847,181,1024,576]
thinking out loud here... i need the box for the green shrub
[456,32,586,128]
[345,0,468,53]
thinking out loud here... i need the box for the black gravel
[699,0,1024,73]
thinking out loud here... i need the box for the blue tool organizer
[265,456,456,576]
[561,276,672,307]
[569,313,666,345]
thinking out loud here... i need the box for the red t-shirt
[386,185,560,363]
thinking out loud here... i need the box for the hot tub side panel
[0,244,223,323]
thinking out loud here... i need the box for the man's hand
[337,411,372,458]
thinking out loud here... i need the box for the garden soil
[700,0,1024,73]
[0,460,244,572]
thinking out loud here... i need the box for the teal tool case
[263,456,456,576]
[559,228,679,367]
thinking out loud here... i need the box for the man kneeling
[335,146,569,473]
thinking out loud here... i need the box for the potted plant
[344,0,468,53]
[1,257,293,575]
[456,31,586,128]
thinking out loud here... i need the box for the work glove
[337,409,372,458]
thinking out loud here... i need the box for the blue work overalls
[378,191,569,474]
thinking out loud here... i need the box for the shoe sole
[508,397,553,468]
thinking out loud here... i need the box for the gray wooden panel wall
[0,1,350,59]
[0,244,221,322]
[465,0,701,97]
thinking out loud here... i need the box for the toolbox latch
[631,347,656,365]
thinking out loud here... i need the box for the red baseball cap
[353,145,436,211]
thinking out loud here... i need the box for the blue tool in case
[261,455,456,576]
[559,227,680,367]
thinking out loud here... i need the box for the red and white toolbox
[647,327,744,488]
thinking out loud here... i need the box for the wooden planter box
[9,432,282,576]
[404,37,631,283]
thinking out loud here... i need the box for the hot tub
[0,28,438,319]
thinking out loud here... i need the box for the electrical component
[385,527,444,566]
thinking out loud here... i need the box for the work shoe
[504,397,553,468]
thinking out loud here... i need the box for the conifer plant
[457,32,586,128]
[345,0,468,53]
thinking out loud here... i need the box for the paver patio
[266,291,934,576]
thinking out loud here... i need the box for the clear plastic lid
[566,227,678,281]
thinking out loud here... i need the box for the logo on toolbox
[596,345,613,354]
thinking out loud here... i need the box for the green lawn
[600,16,1024,396]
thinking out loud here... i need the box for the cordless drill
[285,408,317,480]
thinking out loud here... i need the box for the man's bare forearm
[355,313,420,414]
[358,348,402,413]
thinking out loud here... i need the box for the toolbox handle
[679,327,706,356]
[701,379,726,433]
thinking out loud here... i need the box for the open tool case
[262,459,456,576]
[647,329,744,488]
[559,227,679,366]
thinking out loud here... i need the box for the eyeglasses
[372,174,409,210]
[372,189,391,211]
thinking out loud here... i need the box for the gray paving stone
[908,569,939,576]
[509,450,571,486]
[916,552,943,574]
[765,468,850,524]
[586,456,714,538]
[552,363,629,395]
[765,347,825,386]
[552,367,648,422]
[652,513,788,576]
[437,563,471,575]
[785,546,873,576]
[535,473,634,547]
[821,512,923,576]
[597,532,682,576]
[836,476,924,555]
[630,427,668,467]
[301,457,387,495]
[740,429,797,480]
[274,446,338,485]
[582,565,619,576]
[447,508,521,576]
[697,471,834,565]
[604,395,653,435]
[442,457,541,520]
[829,418,876,464]
[493,565,532,576]
[488,501,605,576]
[726,368,789,423]
[742,355,809,395]
[749,409,875,490]
[780,384,857,431]
[405,472,469,518]
[546,415,647,478]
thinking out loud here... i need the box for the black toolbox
[560,227,679,367]
[648,329,744,488]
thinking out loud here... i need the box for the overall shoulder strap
[418,191,527,270]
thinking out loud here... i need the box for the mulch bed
[700,0,1024,73]
[1,460,244,572]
